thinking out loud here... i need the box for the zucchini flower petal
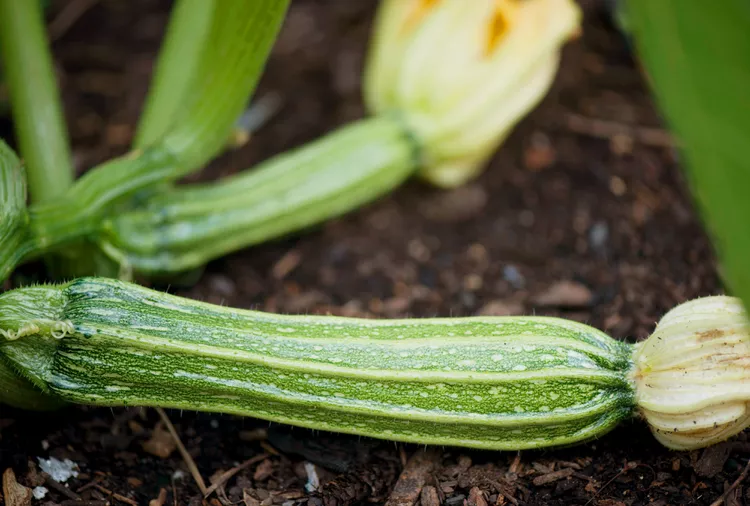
[633,296,750,450]
[364,0,581,188]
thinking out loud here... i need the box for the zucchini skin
[99,115,418,276]
[0,277,635,450]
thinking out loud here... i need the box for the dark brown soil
[1,1,747,505]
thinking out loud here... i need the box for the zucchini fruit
[0,277,748,451]
[99,115,418,276]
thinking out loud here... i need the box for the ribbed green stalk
[161,0,290,173]
[0,277,635,450]
[0,0,291,283]
[0,146,181,283]
[0,139,34,284]
[0,139,28,265]
[0,113,415,283]
[0,0,73,203]
[99,115,419,275]
[27,146,181,256]
[29,0,289,225]
[134,0,216,148]
[0,140,63,409]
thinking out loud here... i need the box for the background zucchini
[98,115,418,276]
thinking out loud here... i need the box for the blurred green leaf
[628,0,750,310]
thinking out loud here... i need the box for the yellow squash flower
[364,0,581,188]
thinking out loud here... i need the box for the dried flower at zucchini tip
[633,296,750,450]
[364,0,582,188]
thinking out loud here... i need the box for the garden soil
[1,1,746,505]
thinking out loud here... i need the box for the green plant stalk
[161,0,290,173]
[0,0,291,283]
[0,139,28,261]
[0,146,179,283]
[0,138,38,287]
[0,114,414,283]
[134,0,216,148]
[57,0,282,279]
[0,0,73,203]
[99,115,418,276]
[27,147,181,256]
[0,139,65,409]
[0,277,634,450]
[80,0,216,278]
[627,0,750,311]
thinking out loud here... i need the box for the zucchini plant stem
[0,140,69,408]
[0,0,74,204]
[0,113,420,283]
[134,0,216,149]
[0,143,181,281]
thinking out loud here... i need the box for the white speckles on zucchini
[0,277,636,450]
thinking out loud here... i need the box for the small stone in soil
[502,265,525,289]
[3,468,32,506]
[239,428,268,441]
[532,281,593,308]
[532,468,575,486]
[141,423,177,458]
[272,250,302,280]
[467,487,487,506]
[37,457,79,483]
[418,184,488,223]
[420,486,440,506]
[244,491,261,506]
[477,300,524,316]
[385,449,441,506]
[445,494,465,506]
[523,131,556,171]
[32,486,47,499]
[254,459,274,482]
[589,221,609,253]
[694,442,733,478]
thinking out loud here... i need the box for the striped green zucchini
[98,115,418,276]
[0,277,635,450]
